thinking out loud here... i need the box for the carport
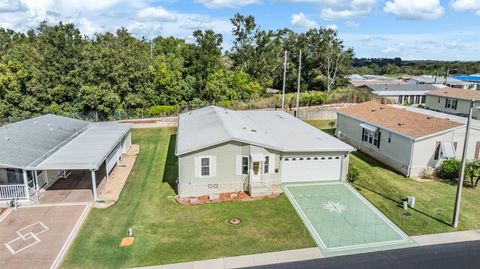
[31,123,131,201]
[284,182,416,256]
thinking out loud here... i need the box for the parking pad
[0,204,90,269]
[284,182,416,256]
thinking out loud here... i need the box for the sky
[0,0,479,61]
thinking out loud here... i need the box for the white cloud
[194,0,259,8]
[452,0,480,15]
[290,12,318,29]
[383,0,444,20]
[382,42,404,53]
[326,24,338,30]
[0,0,27,12]
[136,6,177,22]
[282,0,378,19]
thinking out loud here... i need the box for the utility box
[402,201,408,210]
[407,196,416,208]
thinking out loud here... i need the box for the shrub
[419,167,435,180]
[145,105,178,117]
[436,159,461,180]
[347,167,360,183]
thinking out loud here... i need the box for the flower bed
[176,191,281,205]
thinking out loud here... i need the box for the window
[452,100,458,110]
[421,96,426,104]
[415,95,420,104]
[388,132,392,143]
[242,156,249,175]
[445,98,452,109]
[264,156,270,174]
[438,97,440,103]
[362,128,381,148]
[200,157,210,176]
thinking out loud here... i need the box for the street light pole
[295,50,302,118]
[281,51,288,111]
[452,99,474,228]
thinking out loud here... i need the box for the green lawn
[308,119,480,236]
[62,128,315,269]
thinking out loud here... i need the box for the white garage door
[281,156,342,183]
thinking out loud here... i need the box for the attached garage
[281,155,344,183]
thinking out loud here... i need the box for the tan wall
[425,96,480,119]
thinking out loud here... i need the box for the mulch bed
[176,191,281,205]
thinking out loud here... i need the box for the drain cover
[402,212,411,217]
[228,218,242,225]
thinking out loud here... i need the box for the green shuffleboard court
[284,182,416,257]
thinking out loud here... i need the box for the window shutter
[377,132,381,148]
[210,156,217,177]
[236,155,243,175]
[269,154,276,174]
[475,142,480,159]
[434,142,440,160]
[362,128,365,141]
[194,157,200,177]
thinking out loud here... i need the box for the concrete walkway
[412,229,480,246]
[134,248,322,269]
[134,229,480,269]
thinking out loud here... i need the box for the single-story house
[0,114,131,204]
[336,101,473,177]
[175,106,354,198]
[365,84,438,105]
[425,87,480,119]
[405,76,477,90]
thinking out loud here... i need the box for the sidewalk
[134,229,480,269]
[412,229,480,246]
[134,248,322,269]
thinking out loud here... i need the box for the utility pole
[295,50,302,118]
[281,51,288,111]
[452,99,474,227]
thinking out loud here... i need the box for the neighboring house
[405,76,477,90]
[0,115,131,204]
[425,88,480,119]
[266,88,280,94]
[336,101,468,177]
[175,106,354,198]
[365,84,438,105]
[453,75,480,88]
[348,74,405,89]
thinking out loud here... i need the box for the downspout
[407,138,415,177]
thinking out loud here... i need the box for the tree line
[352,58,480,76]
[0,14,352,121]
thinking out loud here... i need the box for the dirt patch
[176,191,281,205]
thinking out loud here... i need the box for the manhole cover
[402,212,412,217]
[228,218,242,225]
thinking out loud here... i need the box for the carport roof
[33,123,131,170]
[176,106,354,155]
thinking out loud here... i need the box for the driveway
[0,203,90,269]
[283,182,416,256]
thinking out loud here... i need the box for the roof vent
[398,123,404,126]
[4,137,10,140]
[427,116,432,119]
[371,109,376,112]
[250,129,257,133]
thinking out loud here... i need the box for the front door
[250,161,262,182]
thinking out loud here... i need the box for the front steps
[249,182,272,197]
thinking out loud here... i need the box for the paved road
[250,240,480,269]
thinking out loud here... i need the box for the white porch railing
[37,171,47,190]
[0,185,26,200]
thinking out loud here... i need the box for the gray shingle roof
[176,106,354,156]
[0,115,89,168]
[367,84,438,92]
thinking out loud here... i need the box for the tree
[465,160,480,188]
[320,29,353,93]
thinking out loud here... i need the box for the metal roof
[176,106,354,156]
[409,76,472,86]
[0,114,89,168]
[367,84,437,92]
[34,123,131,170]
[372,91,432,96]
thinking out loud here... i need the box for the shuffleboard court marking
[4,221,49,255]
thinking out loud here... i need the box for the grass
[308,119,480,236]
[61,128,315,269]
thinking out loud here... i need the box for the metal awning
[32,123,131,170]
[360,123,378,132]
[250,153,266,162]
[441,142,456,159]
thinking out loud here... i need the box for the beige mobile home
[175,106,354,198]
[336,102,472,177]
[425,88,480,119]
